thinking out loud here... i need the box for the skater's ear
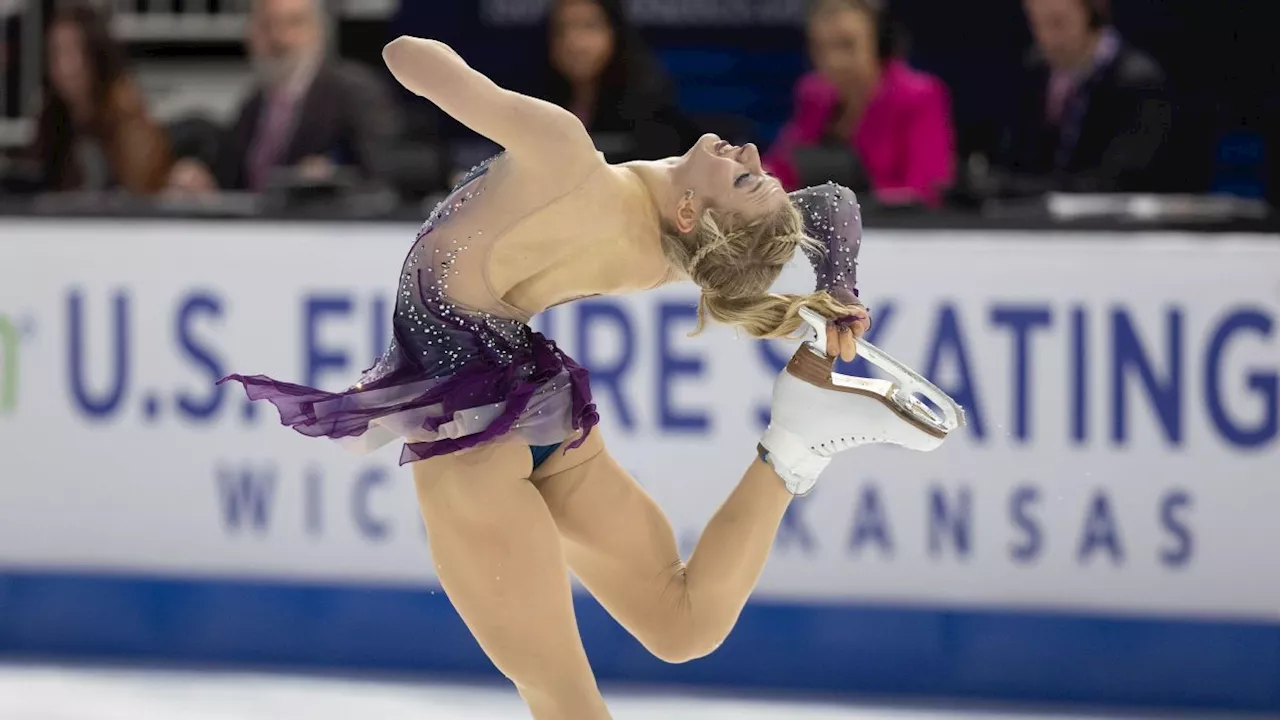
[675,189,700,234]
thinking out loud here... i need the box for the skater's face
[673,134,786,230]
[550,0,616,86]
[807,6,879,98]
[1024,0,1094,70]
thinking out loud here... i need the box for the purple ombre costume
[220,152,862,465]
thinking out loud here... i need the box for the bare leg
[413,441,612,719]
[528,325,950,664]
[531,429,792,663]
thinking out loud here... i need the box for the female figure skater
[222,36,952,719]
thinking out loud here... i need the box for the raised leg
[532,429,792,663]
[412,441,612,719]
[530,330,955,664]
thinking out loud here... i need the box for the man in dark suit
[995,0,1170,193]
[168,0,401,193]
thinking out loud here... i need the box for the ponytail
[695,289,856,339]
[660,196,861,341]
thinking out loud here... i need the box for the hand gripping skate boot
[760,307,967,496]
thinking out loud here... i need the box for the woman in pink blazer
[765,0,956,206]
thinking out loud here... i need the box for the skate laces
[812,434,897,456]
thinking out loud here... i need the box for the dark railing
[1,190,1274,235]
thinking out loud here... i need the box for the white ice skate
[760,307,967,496]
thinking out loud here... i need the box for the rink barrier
[2,222,1279,711]
[0,569,1278,711]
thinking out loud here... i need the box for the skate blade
[795,307,968,437]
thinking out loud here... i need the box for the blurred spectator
[28,4,171,195]
[168,0,402,194]
[993,0,1170,194]
[764,0,955,206]
[534,0,702,162]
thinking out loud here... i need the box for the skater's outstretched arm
[382,36,597,170]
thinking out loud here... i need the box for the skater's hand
[825,306,871,363]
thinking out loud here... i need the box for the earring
[684,189,695,200]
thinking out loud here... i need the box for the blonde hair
[661,202,857,340]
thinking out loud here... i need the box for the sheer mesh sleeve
[789,182,864,306]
